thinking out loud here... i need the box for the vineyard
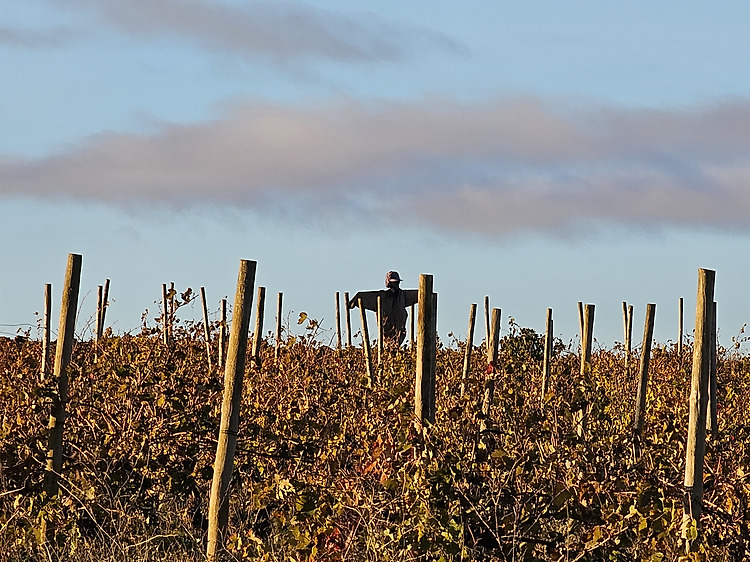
[2,299,750,561]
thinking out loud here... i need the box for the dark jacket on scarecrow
[349,271,418,346]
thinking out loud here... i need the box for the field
[2,310,750,561]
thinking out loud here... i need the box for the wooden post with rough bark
[252,287,266,368]
[633,303,656,436]
[487,308,501,369]
[41,283,52,381]
[335,292,342,351]
[274,292,283,360]
[358,299,374,386]
[682,268,715,552]
[707,301,718,437]
[575,304,595,439]
[44,253,82,497]
[344,292,353,348]
[678,297,684,355]
[577,301,584,342]
[207,259,257,561]
[541,308,553,402]
[96,285,104,342]
[460,303,477,397]
[218,298,227,369]
[483,296,490,353]
[100,278,110,338]
[415,274,436,427]
[200,287,213,371]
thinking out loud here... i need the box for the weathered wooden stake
[415,274,436,427]
[100,278,110,337]
[207,259,257,561]
[483,296,490,352]
[44,253,82,497]
[252,287,266,368]
[169,282,175,340]
[96,285,104,343]
[41,283,52,381]
[678,297,684,355]
[576,304,595,439]
[577,301,584,341]
[218,298,227,369]
[707,301,718,437]
[410,303,415,349]
[633,303,656,436]
[161,284,169,346]
[487,308,501,369]
[460,303,477,397]
[358,299,374,386]
[541,308,553,402]
[626,304,634,367]
[334,291,342,351]
[274,292,283,360]
[622,302,630,370]
[344,292,353,348]
[200,287,212,371]
[682,268,715,552]
[377,293,384,366]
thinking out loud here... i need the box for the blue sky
[2,1,750,350]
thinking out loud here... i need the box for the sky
[2,1,750,352]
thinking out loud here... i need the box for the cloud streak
[46,0,461,63]
[3,96,750,235]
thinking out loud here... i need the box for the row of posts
[38,256,719,555]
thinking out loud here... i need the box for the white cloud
[2,96,750,235]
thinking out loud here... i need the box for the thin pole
[41,283,52,381]
[169,282,175,341]
[200,287,212,371]
[161,284,169,346]
[358,299,374,386]
[633,303,656,436]
[44,253,82,497]
[576,304,595,439]
[335,291,342,351]
[627,305,634,361]
[275,292,283,360]
[483,296,490,352]
[410,303,415,349]
[96,285,104,343]
[577,301,584,341]
[460,303,477,398]
[707,301,718,437]
[622,301,629,371]
[100,278,110,337]
[344,292,353,348]
[415,274,436,427]
[252,287,266,368]
[682,268,715,552]
[678,297,684,355]
[218,298,227,369]
[541,308,553,402]
[207,260,257,561]
[487,308,501,369]
[377,293,384,366]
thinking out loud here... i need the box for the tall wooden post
[576,304,595,439]
[252,287,266,368]
[682,268,715,552]
[218,298,227,369]
[207,259,257,561]
[487,308,501,369]
[44,253,82,497]
[707,301,718,437]
[41,283,52,381]
[344,292,353,348]
[358,299,374,386]
[678,297,684,355]
[460,303,477,397]
[577,301,584,342]
[622,302,630,370]
[410,303,415,349]
[415,274,436,427]
[633,304,656,436]
[169,282,175,341]
[100,278,110,337]
[274,292,283,360]
[541,308,553,401]
[483,296,490,352]
[96,285,104,342]
[335,292,342,351]
[627,305,634,366]
[161,284,169,346]
[377,293,384,366]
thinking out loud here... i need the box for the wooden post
[96,285,104,343]
[274,292,283,360]
[483,296,490,352]
[460,303,477,397]
[335,292,342,351]
[410,303,415,349]
[487,308,501,369]
[377,293,384,366]
[541,308,553,402]
[44,253,82,497]
[358,299,374,386]
[633,303,656,436]
[200,287,212,371]
[577,301,584,341]
[100,278,110,337]
[678,297,684,355]
[207,259,257,561]
[251,287,266,368]
[479,378,494,434]
[682,268,715,552]
[218,298,227,369]
[344,292,353,348]
[627,305,634,365]
[622,301,629,371]
[414,274,436,427]
[41,283,52,381]
[707,301,718,437]
[576,304,595,439]
[169,282,175,340]
[161,283,169,346]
